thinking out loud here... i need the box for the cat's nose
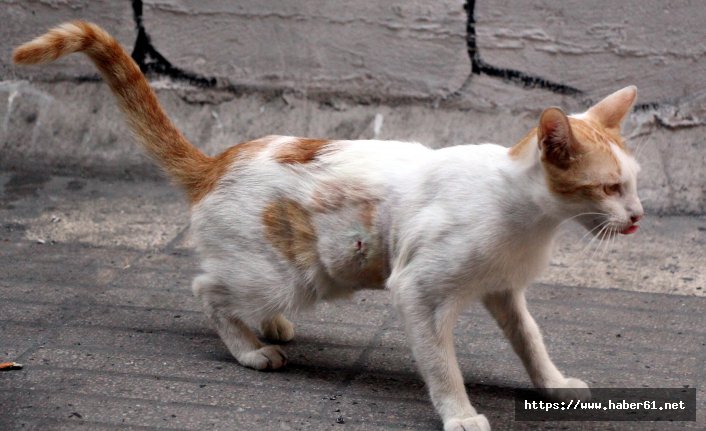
[630,214,642,224]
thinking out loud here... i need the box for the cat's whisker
[596,230,606,262]
[590,224,611,262]
[631,137,642,157]
[599,227,615,262]
[605,225,617,257]
[588,228,604,261]
[626,128,650,162]
[559,212,609,228]
[579,221,610,256]
[596,227,612,261]
[555,218,608,271]
[635,143,644,161]
[610,226,618,252]
[572,216,611,247]
[633,134,650,162]
[578,224,602,248]
[577,228,600,251]
[578,221,607,250]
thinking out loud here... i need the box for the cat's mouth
[619,224,639,235]
[580,216,640,237]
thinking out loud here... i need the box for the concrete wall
[1,0,704,214]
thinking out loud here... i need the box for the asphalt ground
[1,169,704,430]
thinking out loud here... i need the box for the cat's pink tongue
[620,225,639,235]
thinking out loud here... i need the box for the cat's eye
[603,183,622,196]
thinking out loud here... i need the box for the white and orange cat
[14,22,643,431]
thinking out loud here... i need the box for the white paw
[443,414,491,431]
[543,377,591,402]
[238,345,288,370]
[261,315,295,342]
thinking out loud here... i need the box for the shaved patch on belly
[354,201,386,286]
[263,179,387,287]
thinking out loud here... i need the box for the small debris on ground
[0,362,24,371]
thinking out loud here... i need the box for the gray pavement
[1,169,704,430]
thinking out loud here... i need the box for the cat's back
[190,136,433,289]
[197,135,433,207]
[192,136,508,244]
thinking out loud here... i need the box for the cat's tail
[13,21,213,202]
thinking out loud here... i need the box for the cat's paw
[443,414,491,431]
[543,377,591,402]
[261,314,295,342]
[238,345,288,370]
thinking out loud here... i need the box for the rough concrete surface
[475,0,706,104]
[1,1,705,429]
[0,171,705,430]
[141,0,470,98]
[1,0,705,214]
[1,80,704,215]
[1,0,136,81]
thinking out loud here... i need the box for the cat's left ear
[537,107,581,170]
[586,86,637,131]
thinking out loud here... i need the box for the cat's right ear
[586,86,637,132]
[537,107,581,170]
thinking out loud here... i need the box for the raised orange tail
[13,21,213,202]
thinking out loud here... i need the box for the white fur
[189,126,641,429]
[14,23,640,430]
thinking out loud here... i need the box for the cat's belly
[254,190,389,295]
[313,203,389,292]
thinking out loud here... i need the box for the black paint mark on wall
[464,1,583,96]
[634,102,660,112]
[128,0,662,110]
[130,0,216,88]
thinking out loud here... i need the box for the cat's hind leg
[261,314,295,342]
[193,274,287,370]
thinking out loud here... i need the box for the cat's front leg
[392,279,490,431]
[482,289,590,402]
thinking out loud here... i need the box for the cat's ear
[537,107,581,170]
[586,86,637,131]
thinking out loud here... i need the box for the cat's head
[536,86,643,236]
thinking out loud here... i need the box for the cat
[14,22,643,431]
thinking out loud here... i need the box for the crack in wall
[461,1,670,112]
[130,0,216,88]
[125,0,670,112]
[463,0,583,96]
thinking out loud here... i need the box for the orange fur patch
[547,119,622,200]
[509,118,627,160]
[356,201,386,286]
[189,136,273,204]
[262,199,318,269]
[570,119,626,152]
[510,118,624,201]
[274,138,330,164]
[359,201,377,231]
[508,130,535,159]
[262,179,387,286]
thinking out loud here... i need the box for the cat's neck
[499,137,565,238]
